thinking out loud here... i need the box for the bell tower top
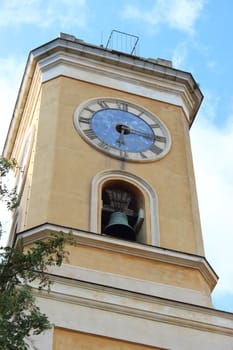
[3,32,202,159]
[4,31,204,250]
[3,33,216,311]
[3,32,233,350]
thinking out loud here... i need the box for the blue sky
[0,0,233,313]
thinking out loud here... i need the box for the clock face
[74,98,171,161]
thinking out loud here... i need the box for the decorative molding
[33,275,233,337]
[3,35,203,157]
[16,222,218,290]
[38,50,198,123]
[46,263,212,307]
[4,59,41,159]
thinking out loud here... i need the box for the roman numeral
[84,106,95,113]
[139,152,148,159]
[120,150,128,159]
[150,144,162,155]
[150,123,160,128]
[137,111,144,117]
[98,140,110,150]
[79,117,91,124]
[155,135,166,143]
[97,100,109,109]
[83,129,97,140]
[117,102,128,111]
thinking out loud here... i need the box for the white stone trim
[38,50,194,121]
[35,275,233,334]
[32,276,233,349]
[47,263,212,307]
[4,57,41,159]
[3,35,203,160]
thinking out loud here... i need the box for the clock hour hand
[128,127,154,140]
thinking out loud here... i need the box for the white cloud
[164,0,204,34]
[123,0,205,35]
[206,60,217,70]
[191,105,233,294]
[171,42,189,68]
[0,0,87,28]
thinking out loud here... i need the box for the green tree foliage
[0,157,18,236]
[0,157,76,349]
[0,233,74,349]
[0,157,18,210]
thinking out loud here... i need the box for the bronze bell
[104,211,135,241]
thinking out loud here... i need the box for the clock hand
[116,128,126,146]
[128,127,154,140]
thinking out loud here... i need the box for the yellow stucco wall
[53,327,165,350]
[66,242,210,294]
[5,42,227,350]
[20,76,203,255]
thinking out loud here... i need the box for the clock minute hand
[116,128,126,146]
[129,127,154,140]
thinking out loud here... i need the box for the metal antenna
[106,30,139,55]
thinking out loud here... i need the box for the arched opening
[90,170,160,245]
[101,180,144,241]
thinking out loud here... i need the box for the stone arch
[90,170,160,245]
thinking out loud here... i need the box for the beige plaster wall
[53,327,164,350]
[67,243,210,294]
[18,76,203,255]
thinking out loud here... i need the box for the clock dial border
[74,98,171,162]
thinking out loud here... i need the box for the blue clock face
[91,109,154,152]
[75,98,170,161]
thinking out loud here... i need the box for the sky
[0,0,232,313]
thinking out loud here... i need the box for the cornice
[3,60,41,159]
[34,274,233,337]
[35,39,202,123]
[3,34,203,157]
[38,51,195,119]
[17,222,218,291]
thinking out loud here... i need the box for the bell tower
[3,33,233,349]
